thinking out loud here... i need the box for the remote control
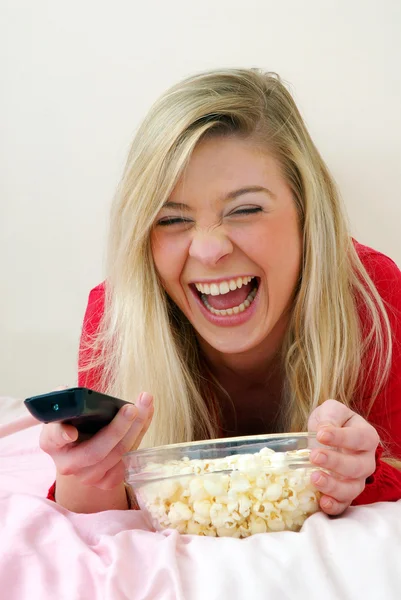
[24,387,130,435]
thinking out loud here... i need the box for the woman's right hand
[39,391,154,491]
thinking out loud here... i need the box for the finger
[76,396,154,485]
[319,495,350,516]
[56,405,137,474]
[93,461,126,491]
[316,424,379,452]
[308,399,354,431]
[310,447,376,479]
[57,404,138,475]
[311,470,365,503]
[130,405,154,451]
[59,394,152,473]
[106,393,153,457]
[71,403,139,469]
[123,395,154,452]
[39,422,79,453]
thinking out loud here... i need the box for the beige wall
[1,0,400,398]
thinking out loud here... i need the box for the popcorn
[156,479,180,500]
[249,515,268,535]
[264,483,283,502]
[266,510,286,532]
[189,478,209,502]
[168,501,193,524]
[203,474,229,497]
[193,500,212,525]
[230,471,252,493]
[186,520,203,535]
[216,526,239,538]
[132,447,321,538]
[234,494,250,516]
[276,497,299,512]
[298,490,319,513]
[210,503,234,529]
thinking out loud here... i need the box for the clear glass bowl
[124,433,326,538]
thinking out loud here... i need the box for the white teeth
[200,284,258,317]
[194,276,256,296]
[219,281,230,295]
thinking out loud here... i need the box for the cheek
[235,214,301,298]
[236,218,301,270]
[266,219,302,302]
[150,231,188,295]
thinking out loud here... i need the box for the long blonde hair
[81,69,392,449]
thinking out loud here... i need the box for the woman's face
[151,135,302,356]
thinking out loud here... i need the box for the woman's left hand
[308,399,380,515]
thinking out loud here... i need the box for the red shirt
[49,242,401,506]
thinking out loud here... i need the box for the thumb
[308,399,351,432]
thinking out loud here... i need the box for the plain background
[1,0,400,399]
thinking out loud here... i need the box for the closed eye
[156,206,263,226]
[156,217,192,227]
[230,206,263,216]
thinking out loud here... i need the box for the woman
[40,68,401,516]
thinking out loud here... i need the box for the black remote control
[24,387,130,435]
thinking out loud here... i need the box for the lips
[188,277,261,326]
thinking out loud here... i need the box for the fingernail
[124,404,137,420]
[140,393,153,407]
[63,431,73,441]
[312,472,327,486]
[314,452,327,465]
[317,429,333,444]
[322,498,333,510]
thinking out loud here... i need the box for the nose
[188,228,233,266]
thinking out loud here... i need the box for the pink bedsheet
[1,419,401,600]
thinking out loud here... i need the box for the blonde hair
[82,68,393,451]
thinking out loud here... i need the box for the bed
[1,397,400,600]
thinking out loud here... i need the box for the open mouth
[190,276,260,316]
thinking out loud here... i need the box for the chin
[199,328,268,355]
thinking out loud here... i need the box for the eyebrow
[162,186,274,211]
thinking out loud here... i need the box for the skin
[151,135,379,516]
[40,390,154,512]
[151,135,302,367]
[40,135,379,516]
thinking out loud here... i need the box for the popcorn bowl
[124,433,326,538]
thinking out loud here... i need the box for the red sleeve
[47,481,56,502]
[77,283,106,392]
[352,243,401,505]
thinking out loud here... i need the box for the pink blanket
[1,420,401,600]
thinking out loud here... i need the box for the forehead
[170,135,285,204]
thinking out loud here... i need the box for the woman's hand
[40,391,154,491]
[308,399,380,516]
